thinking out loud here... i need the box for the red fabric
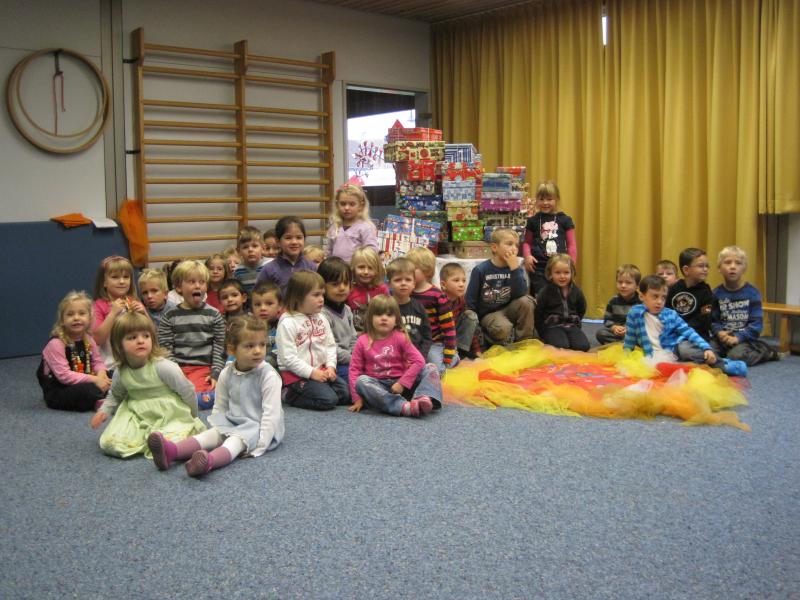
[181,365,213,391]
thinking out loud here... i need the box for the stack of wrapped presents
[381,121,532,260]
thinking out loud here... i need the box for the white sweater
[276,311,337,382]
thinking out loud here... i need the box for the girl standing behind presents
[38,291,111,411]
[347,247,389,332]
[326,182,378,263]
[534,254,590,352]
[90,312,206,459]
[277,270,350,410]
[522,181,577,294]
[147,315,284,478]
[92,255,147,372]
[349,295,441,418]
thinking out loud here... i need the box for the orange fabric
[180,365,213,392]
[51,213,92,228]
[117,200,149,267]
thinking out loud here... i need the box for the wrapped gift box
[496,166,526,180]
[482,173,513,193]
[397,180,438,196]
[383,214,443,242]
[384,141,445,163]
[437,162,484,182]
[387,120,443,142]
[378,231,436,262]
[480,197,522,212]
[449,241,494,259]
[394,159,437,182]
[396,195,443,211]
[451,220,485,242]
[483,225,526,242]
[400,210,449,241]
[442,180,477,201]
[445,200,480,221]
[444,143,480,164]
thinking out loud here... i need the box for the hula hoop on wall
[5,48,110,154]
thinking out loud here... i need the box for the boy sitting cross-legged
[465,228,535,348]
[667,247,714,361]
[624,275,747,376]
[440,262,482,359]
[406,247,458,375]
[710,246,778,366]
[595,264,642,345]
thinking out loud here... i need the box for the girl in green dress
[90,312,205,459]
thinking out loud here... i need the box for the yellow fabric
[432,0,799,317]
[443,341,750,430]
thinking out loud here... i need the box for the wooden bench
[763,302,800,353]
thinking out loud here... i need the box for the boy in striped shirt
[158,260,227,409]
[407,247,458,375]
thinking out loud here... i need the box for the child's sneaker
[400,400,420,418]
[147,431,176,471]
[185,450,211,477]
[415,395,433,415]
[722,359,748,377]
[197,391,215,410]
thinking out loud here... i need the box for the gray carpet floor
[1,345,798,599]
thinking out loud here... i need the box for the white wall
[0,0,107,221]
[0,0,430,224]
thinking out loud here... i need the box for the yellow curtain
[432,0,799,317]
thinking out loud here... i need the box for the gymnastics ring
[6,48,110,154]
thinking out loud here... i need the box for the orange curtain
[432,0,799,316]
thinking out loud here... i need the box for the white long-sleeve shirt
[276,311,337,385]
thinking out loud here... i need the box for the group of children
[37,180,778,477]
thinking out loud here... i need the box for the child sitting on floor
[349,295,441,418]
[250,281,283,370]
[91,312,206,459]
[303,244,325,266]
[407,247,458,374]
[158,260,227,410]
[233,226,270,300]
[466,228,534,349]
[38,291,110,412]
[656,259,679,287]
[624,275,747,376]
[277,270,350,410]
[92,255,147,372]
[262,229,280,259]
[147,315,284,478]
[534,254,590,351]
[318,257,358,380]
[386,257,433,363]
[204,253,227,313]
[710,246,778,366]
[219,279,248,320]
[256,216,318,294]
[138,269,176,329]
[440,262,482,359]
[347,247,389,333]
[667,248,714,351]
[595,264,641,345]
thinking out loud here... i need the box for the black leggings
[37,362,105,412]
[539,325,590,352]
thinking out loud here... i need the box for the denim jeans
[456,309,479,352]
[285,376,350,411]
[355,363,442,415]
[427,342,459,377]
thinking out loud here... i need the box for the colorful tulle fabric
[444,341,750,431]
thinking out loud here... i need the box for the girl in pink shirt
[347,247,389,333]
[348,295,442,417]
[38,291,111,411]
